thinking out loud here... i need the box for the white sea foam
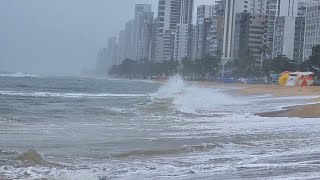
[0,91,146,98]
[0,72,39,78]
[153,75,244,114]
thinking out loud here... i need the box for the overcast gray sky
[0,0,216,76]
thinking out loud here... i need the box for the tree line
[109,45,320,79]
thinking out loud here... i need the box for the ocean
[1,73,320,180]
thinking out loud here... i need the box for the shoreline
[196,82,320,118]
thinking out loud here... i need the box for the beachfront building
[206,0,225,57]
[118,30,126,65]
[233,13,268,66]
[107,37,119,66]
[193,5,215,60]
[304,0,320,60]
[124,19,135,60]
[133,4,154,61]
[273,16,306,63]
[222,0,252,63]
[173,0,194,62]
[272,0,308,62]
[154,0,180,62]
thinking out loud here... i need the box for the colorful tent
[297,74,314,86]
[278,72,314,86]
[279,71,290,86]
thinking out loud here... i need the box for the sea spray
[153,75,242,114]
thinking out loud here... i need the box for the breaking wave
[111,143,222,158]
[153,75,243,114]
[14,149,64,168]
[0,72,39,78]
[0,91,147,98]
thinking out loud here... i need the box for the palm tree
[259,45,271,69]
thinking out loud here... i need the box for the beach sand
[197,82,320,118]
[238,85,320,118]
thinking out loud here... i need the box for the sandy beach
[197,81,320,118]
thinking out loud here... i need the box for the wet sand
[197,82,320,118]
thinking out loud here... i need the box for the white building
[155,0,180,62]
[107,37,118,67]
[251,0,268,14]
[118,30,126,65]
[174,24,193,61]
[173,0,194,62]
[222,0,308,62]
[134,4,154,61]
[179,0,193,24]
[304,0,320,60]
[124,19,135,60]
[222,0,251,62]
[279,0,309,17]
[272,0,308,62]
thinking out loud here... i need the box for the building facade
[107,37,119,67]
[222,0,251,62]
[273,16,305,63]
[124,19,135,60]
[233,13,268,66]
[155,0,180,62]
[173,0,194,62]
[118,30,126,65]
[134,4,154,61]
[193,5,216,60]
[304,0,320,60]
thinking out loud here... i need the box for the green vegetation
[109,55,221,79]
[109,45,320,79]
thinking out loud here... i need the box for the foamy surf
[0,72,39,78]
[1,76,320,180]
[0,91,147,98]
[152,75,245,114]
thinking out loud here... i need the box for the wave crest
[0,91,147,98]
[111,143,222,158]
[153,75,242,114]
[0,72,39,78]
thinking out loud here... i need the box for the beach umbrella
[279,72,289,86]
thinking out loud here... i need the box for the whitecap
[0,91,147,98]
[0,72,39,78]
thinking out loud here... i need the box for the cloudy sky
[0,0,216,76]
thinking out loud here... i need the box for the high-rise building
[118,30,126,65]
[194,5,215,60]
[96,48,108,74]
[222,0,251,62]
[304,0,320,60]
[272,0,308,62]
[251,0,268,14]
[214,0,225,16]
[265,0,281,58]
[155,0,180,62]
[174,24,193,61]
[266,0,308,59]
[173,0,194,62]
[279,0,309,17]
[124,19,135,60]
[233,13,268,66]
[134,4,154,61]
[179,0,193,24]
[107,37,118,67]
[206,0,225,56]
[273,16,305,63]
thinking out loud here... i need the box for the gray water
[1,74,320,180]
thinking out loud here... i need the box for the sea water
[0,74,320,179]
